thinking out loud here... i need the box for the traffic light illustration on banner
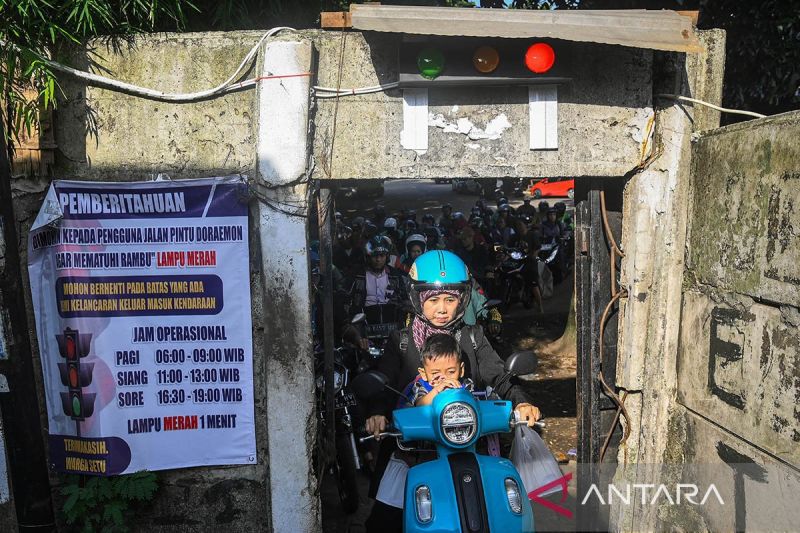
[57,328,95,430]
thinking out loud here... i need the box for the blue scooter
[354,352,539,533]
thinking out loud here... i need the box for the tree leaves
[58,471,159,532]
[1,0,192,144]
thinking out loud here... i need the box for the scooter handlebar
[359,431,402,443]
[511,419,546,429]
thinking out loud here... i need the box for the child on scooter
[410,333,474,406]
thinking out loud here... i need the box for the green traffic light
[417,48,445,80]
[72,396,81,417]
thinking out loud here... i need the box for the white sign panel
[28,176,256,475]
[529,85,558,150]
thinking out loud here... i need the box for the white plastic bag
[538,261,554,299]
[375,453,409,508]
[510,423,562,497]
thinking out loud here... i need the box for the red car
[529,177,574,199]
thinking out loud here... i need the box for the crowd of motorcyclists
[328,193,573,316]
[311,191,574,531]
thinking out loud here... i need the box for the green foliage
[0,0,194,142]
[60,471,159,532]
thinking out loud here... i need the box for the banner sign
[28,177,256,475]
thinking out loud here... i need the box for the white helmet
[405,233,427,255]
[383,217,398,229]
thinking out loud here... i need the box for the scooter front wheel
[335,434,360,514]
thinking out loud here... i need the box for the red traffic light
[525,43,555,74]
[65,336,77,360]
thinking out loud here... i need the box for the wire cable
[656,94,767,119]
[1,27,296,102]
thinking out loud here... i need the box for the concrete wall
[615,96,800,532]
[674,111,800,529]
[52,31,656,184]
[310,32,653,179]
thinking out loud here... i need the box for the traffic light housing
[56,328,95,420]
[398,37,572,87]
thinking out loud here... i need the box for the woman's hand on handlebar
[365,415,388,439]
[515,403,541,426]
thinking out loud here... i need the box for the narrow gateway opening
[311,177,580,532]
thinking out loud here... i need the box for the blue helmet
[408,250,472,327]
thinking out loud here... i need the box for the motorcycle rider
[396,233,426,273]
[438,203,454,235]
[516,197,537,217]
[420,213,444,249]
[381,217,402,255]
[348,235,409,327]
[541,207,564,242]
[332,225,364,279]
[363,251,540,531]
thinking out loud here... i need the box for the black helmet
[336,226,353,242]
[365,235,392,256]
[352,216,365,228]
[498,204,511,213]
[404,219,417,230]
[442,203,452,211]
[538,201,550,214]
[407,209,417,221]
[422,213,435,224]
[554,201,567,216]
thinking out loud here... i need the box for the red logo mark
[528,472,573,519]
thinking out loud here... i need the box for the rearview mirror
[481,299,502,311]
[342,325,362,346]
[504,351,538,377]
[351,370,388,399]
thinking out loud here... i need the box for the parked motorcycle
[314,315,369,514]
[353,352,540,533]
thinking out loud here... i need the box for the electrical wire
[1,27,297,103]
[656,94,767,119]
[2,29,399,103]
[313,81,400,97]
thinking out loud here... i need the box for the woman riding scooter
[363,250,541,532]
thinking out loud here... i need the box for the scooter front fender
[404,454,534,533]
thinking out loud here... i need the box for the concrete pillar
[611,53,697,531]
[256,40,318,533]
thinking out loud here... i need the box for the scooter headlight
[415,485,432,523]
[440,402,477,445]
[505,478,523,514]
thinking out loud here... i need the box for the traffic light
[398,38,572,87]
[57,328,95,421]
